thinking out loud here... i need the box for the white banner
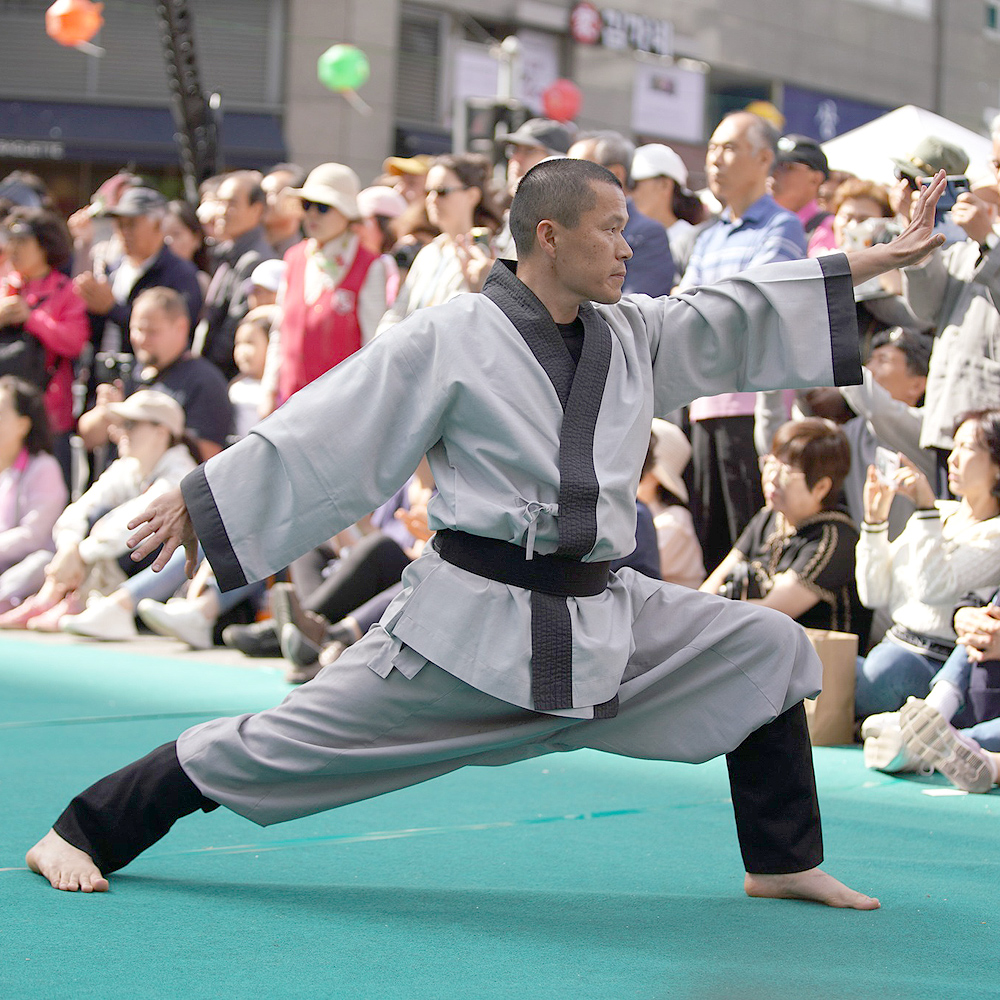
[631,62,705,143]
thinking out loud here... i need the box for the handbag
[802,628,858,746]
[0,324,50,388]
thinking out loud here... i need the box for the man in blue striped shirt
[679,111,807,571]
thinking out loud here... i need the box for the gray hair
[574,130,636,186]
[721,111,779,158]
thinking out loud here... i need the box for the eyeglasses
[425,186,467,198]
[758,454,806,485]
[300,200,334,214]
[117,419,153,432]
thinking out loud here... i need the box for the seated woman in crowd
[701,418,865,636]
[861,588,1000,791]
[857,409,1000,773]
[0,377,67,612]
[636,419,704,588]
[0,207,88,484]
[375,152,503,334]
[0,390,196,632]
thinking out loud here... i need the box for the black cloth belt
[433,529,611,597]
[432,529,618,717]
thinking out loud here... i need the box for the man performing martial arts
[28,161,948,904]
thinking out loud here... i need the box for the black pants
[52,703,821,877]
[298,533,412,625]
[689,416,764,573]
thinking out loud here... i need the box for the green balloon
[317,44,370,92]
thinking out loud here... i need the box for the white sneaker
[137,599,213,650]
[863,725,924,773]
[900,698,997,794]
[60,600,138,641]
[860,711,899,741]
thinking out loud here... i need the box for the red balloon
[542,79,582,123]
[46,0,104,48]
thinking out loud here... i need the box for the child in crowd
[228,306,275,439]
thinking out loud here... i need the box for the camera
[934,175,970,216]
[94,351,137,394]
[392,242,422,271]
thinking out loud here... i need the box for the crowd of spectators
[3,107,1000,792]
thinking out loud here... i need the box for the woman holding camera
[700,418,863,634]
[375,153,503,334]
[857,409,1000,773]
[0,208,88,484]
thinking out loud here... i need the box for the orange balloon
[45,0,104,48]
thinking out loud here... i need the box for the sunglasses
[301,199,335,214]
[426,186,467,198]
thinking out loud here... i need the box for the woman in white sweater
[0,391,196,630]
[856,409,1000,739]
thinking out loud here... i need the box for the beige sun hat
[105,390,185,439]
[288,163,361,220]
[650,418,692,503]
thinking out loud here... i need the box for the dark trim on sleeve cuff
[180,465,248,592]
[817,253,861,386]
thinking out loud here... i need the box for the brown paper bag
[803,628,858,746]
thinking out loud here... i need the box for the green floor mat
[1,638,996,1000]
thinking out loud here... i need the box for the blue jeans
[855,637,942,718]
[932,645,1000,752]
[120,547,265,616]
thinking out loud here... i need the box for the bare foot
[744,867,879,909]
[26,829,109,892]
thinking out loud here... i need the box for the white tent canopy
[821,105,994,187]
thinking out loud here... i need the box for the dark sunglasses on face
[426,186,467,198]
[301,199,334,214]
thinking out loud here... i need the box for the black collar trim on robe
[482,260,618,717]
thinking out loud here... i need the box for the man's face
[392,172,427,204]
[114,214,163,263]
[261,171,303,240]
[129,301,187,369]
[631,175,671,218]
[216,178,263,242]
[768,160,823,212]
[550,182,632,305]
[506,144,548,193]
[705,115,771,207]
[865,344,925,407]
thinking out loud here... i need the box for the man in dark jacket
[192,171,276,380]
[73,187,202,356]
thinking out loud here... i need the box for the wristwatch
[980,230,999,255]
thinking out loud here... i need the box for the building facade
[1,0,997,206]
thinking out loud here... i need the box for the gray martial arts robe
[183,255,860,722]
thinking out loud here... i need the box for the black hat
[776,134,829,178]
[497,118,576,155]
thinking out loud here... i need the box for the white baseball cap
[631,144,689,191]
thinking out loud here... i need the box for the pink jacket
[0,448,67,574]
[3,269,89,434]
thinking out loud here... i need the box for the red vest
[278,240,378,402]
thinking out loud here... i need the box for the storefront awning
[0,99,285,169]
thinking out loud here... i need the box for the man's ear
[536,219,558,257]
